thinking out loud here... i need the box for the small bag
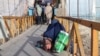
[54,31,69,52]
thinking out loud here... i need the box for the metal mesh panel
[0,0,28,16]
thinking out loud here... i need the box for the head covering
[36,4,42,16]
[47,3,50,6]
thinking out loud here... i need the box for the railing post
[91,27,98,56]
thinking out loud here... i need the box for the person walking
[51,4,55,20]
[35,3,42,24]
[41,5,46,24]
[45,3,52,24]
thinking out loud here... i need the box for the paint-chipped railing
[1,16,35,44]
[55,16,99,56]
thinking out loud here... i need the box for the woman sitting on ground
[43,19,65,51]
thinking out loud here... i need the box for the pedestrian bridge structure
[0,16,100,56]
[0,0,100,56]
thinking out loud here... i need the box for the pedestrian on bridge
[35,3,42,24]
[45,3,52,24]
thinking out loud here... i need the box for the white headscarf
[36,4,42,16]
[45,3,52,19]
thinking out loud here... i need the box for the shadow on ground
[13,25,56,56]
[13,36,56,56]
[0,25,67,56]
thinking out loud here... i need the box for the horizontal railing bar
[56,16,100,31]
[3,16,33,19]
[3,16,20,19]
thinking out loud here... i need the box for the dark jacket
[43,19,65,43]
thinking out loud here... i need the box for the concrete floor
[0,25,70,56]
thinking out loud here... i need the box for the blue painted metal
[28,8,34,16]
[0,15,9,39]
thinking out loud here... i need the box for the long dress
[45,5,52,24]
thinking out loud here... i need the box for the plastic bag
[54,31,69,52]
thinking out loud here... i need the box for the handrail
[55,16,99,56]
[0,16,35,44]
[57,16,100,31]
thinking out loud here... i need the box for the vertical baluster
[73,29,77,56]
[31,16,33,25]
[15,18,17,36]
[26,16,28,28]
[23,17,25,31]
[2,38,5,44]
[66,19,69,32]
[23,17,25,32]
[66,24,74,55]
[19,17,21,33]
[27,16,29,28]
[22,17,24,31]
[30,16,31,26]
[28,16,29,28]
[21,17,23,32]
[11,19,16,38]
[33,16,35,24]
[18,18,20,34]
[32,16,33,25]
[25,16,26,29]
[3,18,10,42]
[0,38,5,44]
[29,16,31,27]
[59,18,62,24]
[91,26,98,56]
[10,19,14,38]
[62,19,65,28]
[30,16,32,26]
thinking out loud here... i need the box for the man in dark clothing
[41,6,46,24]
[51,6,55,20]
